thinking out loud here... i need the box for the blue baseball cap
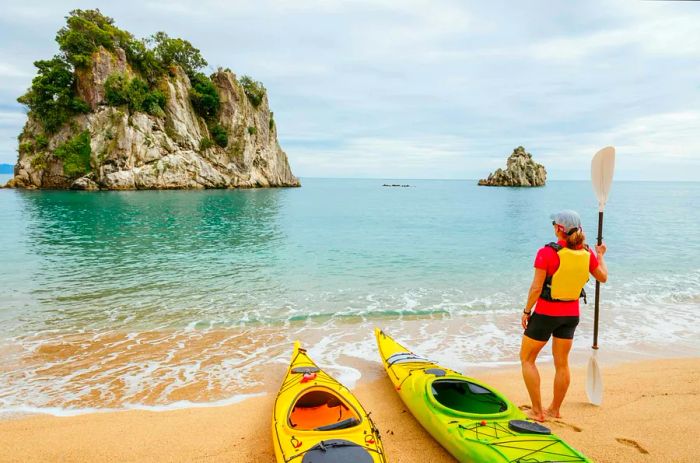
[550,210,582,235]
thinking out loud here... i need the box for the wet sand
[0,357,697,462]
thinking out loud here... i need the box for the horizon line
[296,176,699,183]
[0,169,698,183]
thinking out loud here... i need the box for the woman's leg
[547,336,573,418]
[520,335,547,422]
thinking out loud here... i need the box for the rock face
[9,47,299,190]
[478,146,546,187]
[76,47,132,111]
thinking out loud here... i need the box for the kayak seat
[289,389,360,430]
[315,417,360,431]
[431,379,508,414]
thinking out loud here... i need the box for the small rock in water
[478,146,546,187]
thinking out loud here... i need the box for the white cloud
[0,63,32,78]
[0,111,26,125]
[606,111,699,157]
[291,134,497,179]
[529,14,700,63]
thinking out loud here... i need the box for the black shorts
[524,313,580,342]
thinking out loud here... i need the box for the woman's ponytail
[565,228,585,249]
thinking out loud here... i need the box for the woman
[520,210,608,422]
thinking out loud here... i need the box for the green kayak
[375,328,592,462]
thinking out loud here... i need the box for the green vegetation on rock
[30,153,48,170]
[247,126,257,135]
[126,32,208,84]
[36,134,50,150]
[239,76,266,107]
[18,141,34,156]
[210,124,228,148]
[56,9,134,68]
[16,57,89,133]
[189,73,227,150]
[149,32,207,78]
[105,73,166,116]
[56,9,207,78]
[54,130,92,178]
[189,73,220,120]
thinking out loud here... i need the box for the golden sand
[0,357,697,462]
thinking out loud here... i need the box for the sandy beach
[0,356,697,463]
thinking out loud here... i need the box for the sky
[1,1,699,180]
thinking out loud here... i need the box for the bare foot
[527,410,546,422]
[545,408,562,419]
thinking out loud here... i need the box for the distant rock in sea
[0,164,13,174]
[8,9,299,190]
[478,146,546,187]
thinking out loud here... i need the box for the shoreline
[2,330,696,419]
[4,310,698,414]
[1,357,697,462]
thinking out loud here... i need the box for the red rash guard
[533,239,599,317]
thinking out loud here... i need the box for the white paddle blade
[591,146,616,211]
[586,350,603,406]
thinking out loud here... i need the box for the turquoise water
[0,178,698,412]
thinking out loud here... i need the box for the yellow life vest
[540,242,590,302]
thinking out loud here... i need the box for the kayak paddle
[587,146,615,406]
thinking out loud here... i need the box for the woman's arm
[591,243,608,283]
[522,268,547,329]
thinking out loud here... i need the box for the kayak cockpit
[289,389,361,431]
[430,379,509,415]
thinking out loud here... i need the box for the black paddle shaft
[593,211,603,349]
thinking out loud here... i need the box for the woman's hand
[595,242,607,256]
[521,312,531,330]
[592,242,608,283]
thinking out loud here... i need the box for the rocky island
[6,9,299,190]
[478,146,546,187]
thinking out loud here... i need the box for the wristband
[523,310,532,315]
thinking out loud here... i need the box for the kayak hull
[272,342,387,463]
[375,329,592,463]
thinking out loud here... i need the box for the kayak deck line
[386,352,430,366]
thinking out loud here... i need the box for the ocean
[1,177,698,415]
